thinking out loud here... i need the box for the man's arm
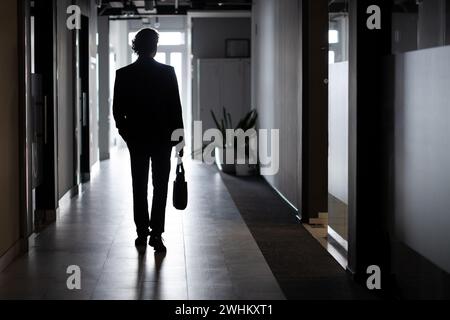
[168,67,184,130]
[112,70,126,132]
[168,67,185,150]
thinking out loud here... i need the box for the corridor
[1,0,450,304]
[0,149,284,300]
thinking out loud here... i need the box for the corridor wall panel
[252,0,302,210]
[385,46,450,289]
[0,0,20,257]
[56,0,75,199]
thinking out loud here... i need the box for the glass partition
[328,0,349,256]
[392,0,450,54]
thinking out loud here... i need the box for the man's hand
[178,148,184,158]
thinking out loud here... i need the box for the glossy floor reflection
[0,149,285,300]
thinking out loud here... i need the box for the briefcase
[173,162,188,210]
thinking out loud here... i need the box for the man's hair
[131,28,159,56]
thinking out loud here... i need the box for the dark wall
[347,0,393,281]
[0,0,20,258]
[192,18,251,59]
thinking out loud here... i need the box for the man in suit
[113,28,184,252]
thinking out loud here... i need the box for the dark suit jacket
[113,56,184,148]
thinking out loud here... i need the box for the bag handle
[177,162,185,174]
[176,162,185,182]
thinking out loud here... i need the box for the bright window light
[154,52,166,64]
[129,32,137,47]
[131,52,138,63]
[329,30,339,44]
[329,50,335,64]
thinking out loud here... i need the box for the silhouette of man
[113,28,184,252]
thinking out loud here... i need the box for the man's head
[132,28,159,58]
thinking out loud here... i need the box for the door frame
[78,14,91,183]
[32,0,59,230]
[347,0,393,286]
[301,0,329,223]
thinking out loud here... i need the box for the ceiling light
[109,1,124,8]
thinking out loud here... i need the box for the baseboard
[35,208,59,231]
[0,240,21,272]
[59,184,80,210]
[260,176,299,216]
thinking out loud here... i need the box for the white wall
[110,20,130,70]
[0,0,20,257]
[389,45,450,273]
[252,0,302,209]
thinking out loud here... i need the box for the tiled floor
[0,149,285,300]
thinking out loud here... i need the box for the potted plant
[211,108,258,176]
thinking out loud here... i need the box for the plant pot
[235,153,259,176]
[235,143,258,176]
[214,146,236,174]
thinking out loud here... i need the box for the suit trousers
[127,142,172,237]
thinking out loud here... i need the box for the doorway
[327,0,349,259]
[31,0,59,230]
[77,15,91,183]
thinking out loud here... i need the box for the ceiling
[328,0,419,13]
[98,0,252,16]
